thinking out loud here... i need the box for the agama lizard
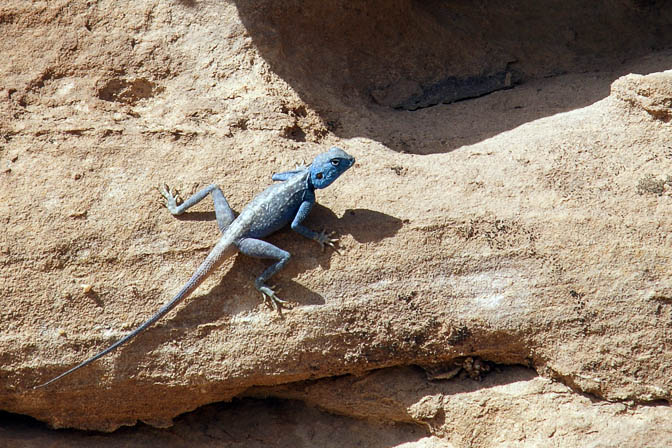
[35,147,355,388]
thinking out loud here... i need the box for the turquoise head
[309,147,355,189]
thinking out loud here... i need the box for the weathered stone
[612,71,672,121]
[2,0,672,445]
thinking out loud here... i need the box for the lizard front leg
[236,237,290,310]
[290,198,339,252]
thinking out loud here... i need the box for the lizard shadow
[169,210,217,222]
[338,208,404,243]
[83,290,105,308]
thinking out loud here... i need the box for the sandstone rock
[249,367,672,447]
[4,368,672,447]
[612,71,672,121]
[2,0,672,446]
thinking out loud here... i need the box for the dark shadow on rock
[0,398,427,447]
[170,210,216,223]
[230,0,672,154]
[172,397,428,447]
[246,365,539,433]
[341,208,404,244]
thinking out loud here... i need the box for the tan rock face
[612,72,672,121]
[4,368,672,448]
[2,0,672,445]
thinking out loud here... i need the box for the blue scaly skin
[34,147,355,389]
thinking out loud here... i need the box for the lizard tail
[34,239,237,389]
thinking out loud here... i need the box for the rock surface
[4,368,672,447]
[2,0,672,446]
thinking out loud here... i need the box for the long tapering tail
[34,239,236,389]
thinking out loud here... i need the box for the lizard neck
[305,169,315,191]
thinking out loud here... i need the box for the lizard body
[34,147,355,388]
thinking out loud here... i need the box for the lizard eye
[331,159,340,166]
[316,172,323,179]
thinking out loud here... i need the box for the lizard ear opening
[316,172,323,179]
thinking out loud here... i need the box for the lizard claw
[158,184,183,215]
[258,285,288,313]
[315,230,340,254]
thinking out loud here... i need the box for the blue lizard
[35,147,355,388]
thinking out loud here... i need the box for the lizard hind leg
[236,237,290,310]
[160,183,236,233]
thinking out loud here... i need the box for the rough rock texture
[2,0,672,446]
[4,368,672,447]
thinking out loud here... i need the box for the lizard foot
[258,285,288,312]
[315,230,340,254]
[158,184,183,215]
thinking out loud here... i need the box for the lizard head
[309,147,355,189]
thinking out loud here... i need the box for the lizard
[34,146,355,389]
